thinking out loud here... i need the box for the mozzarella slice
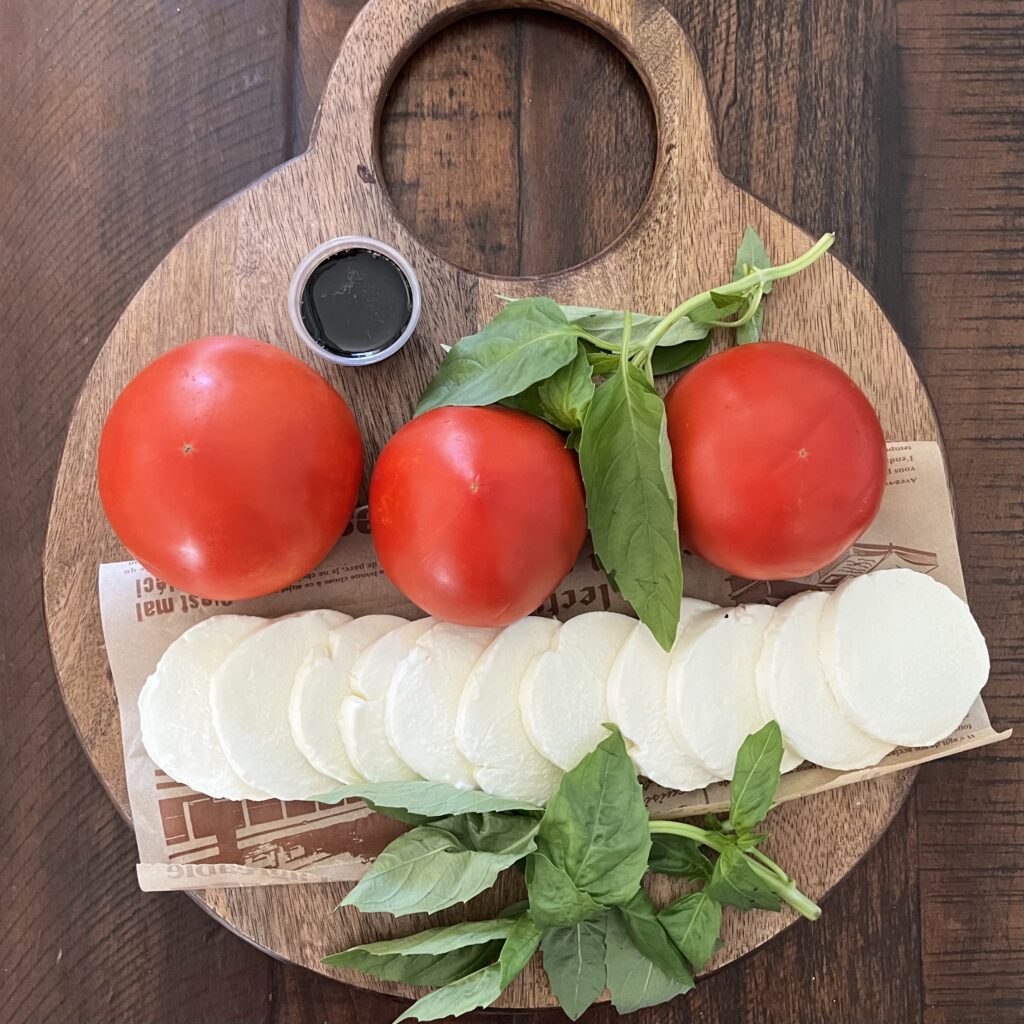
[667,604,775,780]
[290,615,408,784]
[606,598,719,792]
[456,616,563,805]
[139,615,270,800]
[820,568,989,746]
[386,622,499,788]
[756,591,893,770]
[211,609,351,800]
[520,611,636,771]
[341,617,435,782]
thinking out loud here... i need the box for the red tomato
[98,336,363,599]
[665,342,886,579]
[370,407,587,626]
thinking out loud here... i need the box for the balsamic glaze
[299,248,414,358]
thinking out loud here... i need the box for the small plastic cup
[288,235,422,366]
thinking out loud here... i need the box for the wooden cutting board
[43,0,939,1007]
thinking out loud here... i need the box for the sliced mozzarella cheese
[211,609,351,800]
[520,611,636,771]
[289,615,407,784]
[667,604,775,780]
[386,622,499,788]
[139,615,270,800]
[341,617,435,782]
[456,616,563,805]
[756,591,893,770]
[607,598,720,792]
[820,568,989,746]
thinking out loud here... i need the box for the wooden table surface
[1,1,1020,1022]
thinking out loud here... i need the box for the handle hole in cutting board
[378,10,656,278]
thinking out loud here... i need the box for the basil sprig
[414,229,835,649]
[324,721,820,1021]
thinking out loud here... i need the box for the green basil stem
[640,233,836,358]
[578,328,625,354]
[648,821,822,921]
[708,283,763,329]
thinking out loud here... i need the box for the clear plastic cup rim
[287,235,422,367]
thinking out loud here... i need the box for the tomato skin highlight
[665,341,887,580]
[98,336,364,599]
[370,406,587,626]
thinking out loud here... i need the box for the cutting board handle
[312,0,720,240]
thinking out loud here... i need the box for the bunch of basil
[320,722,819,1021]
[415,228,835,650]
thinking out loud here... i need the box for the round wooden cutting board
[44,0,940,1008]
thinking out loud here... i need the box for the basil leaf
[536,726,651,906]
[619,889,694,985]
[540,916,608,1021]
[649,335,711,376]
[734,225,772,292]
[396,914,541,1021]
[703,813,726,833]
[502,341,594,433]
[660,890,723,971]
[704,846,782,912]
[526,851,605,928]
[416,298,579,414]
[326,918,514,959]
[361,801,431,827]
[648,833,713,881]
[315,780,541,817]
[735,303,764,344]
[342,821,535,916]
[604,908,693,1012]
[433,812,540,854]
[323,919,513,985]
[499,900,530,918]
[685,292,744,325]
[578,364,683,650]
[588,336,712,378]
[559,304,707,347]
[395,962,504,1021]
[728,721,784,835]
[499,382,548,421]
[733,227,771,343]
[498,913,544,984]
[709,289,739,310]
[323,941,499,987]
[736,831,770,851]
[584,348,620,375]
[537,342,595,431]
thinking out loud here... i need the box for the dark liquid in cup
[299,248,414,358]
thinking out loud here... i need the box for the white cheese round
[456,616,563,805]
[520,611,636,771]
[341,617,434,782]
[385,622,499,788]
[139,615,270,801]
[210,609,350,800]
[820,568,989,746]
[606,598,719,792]
[289,614,407,784]
[756,591,893,770]
[667,604,775,780]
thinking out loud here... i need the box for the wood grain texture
[899,3,1024,1022]
[3,0,1018,1020]
[40,0,933,1010]
[377,9,656,276]
[0,2,290,1022]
